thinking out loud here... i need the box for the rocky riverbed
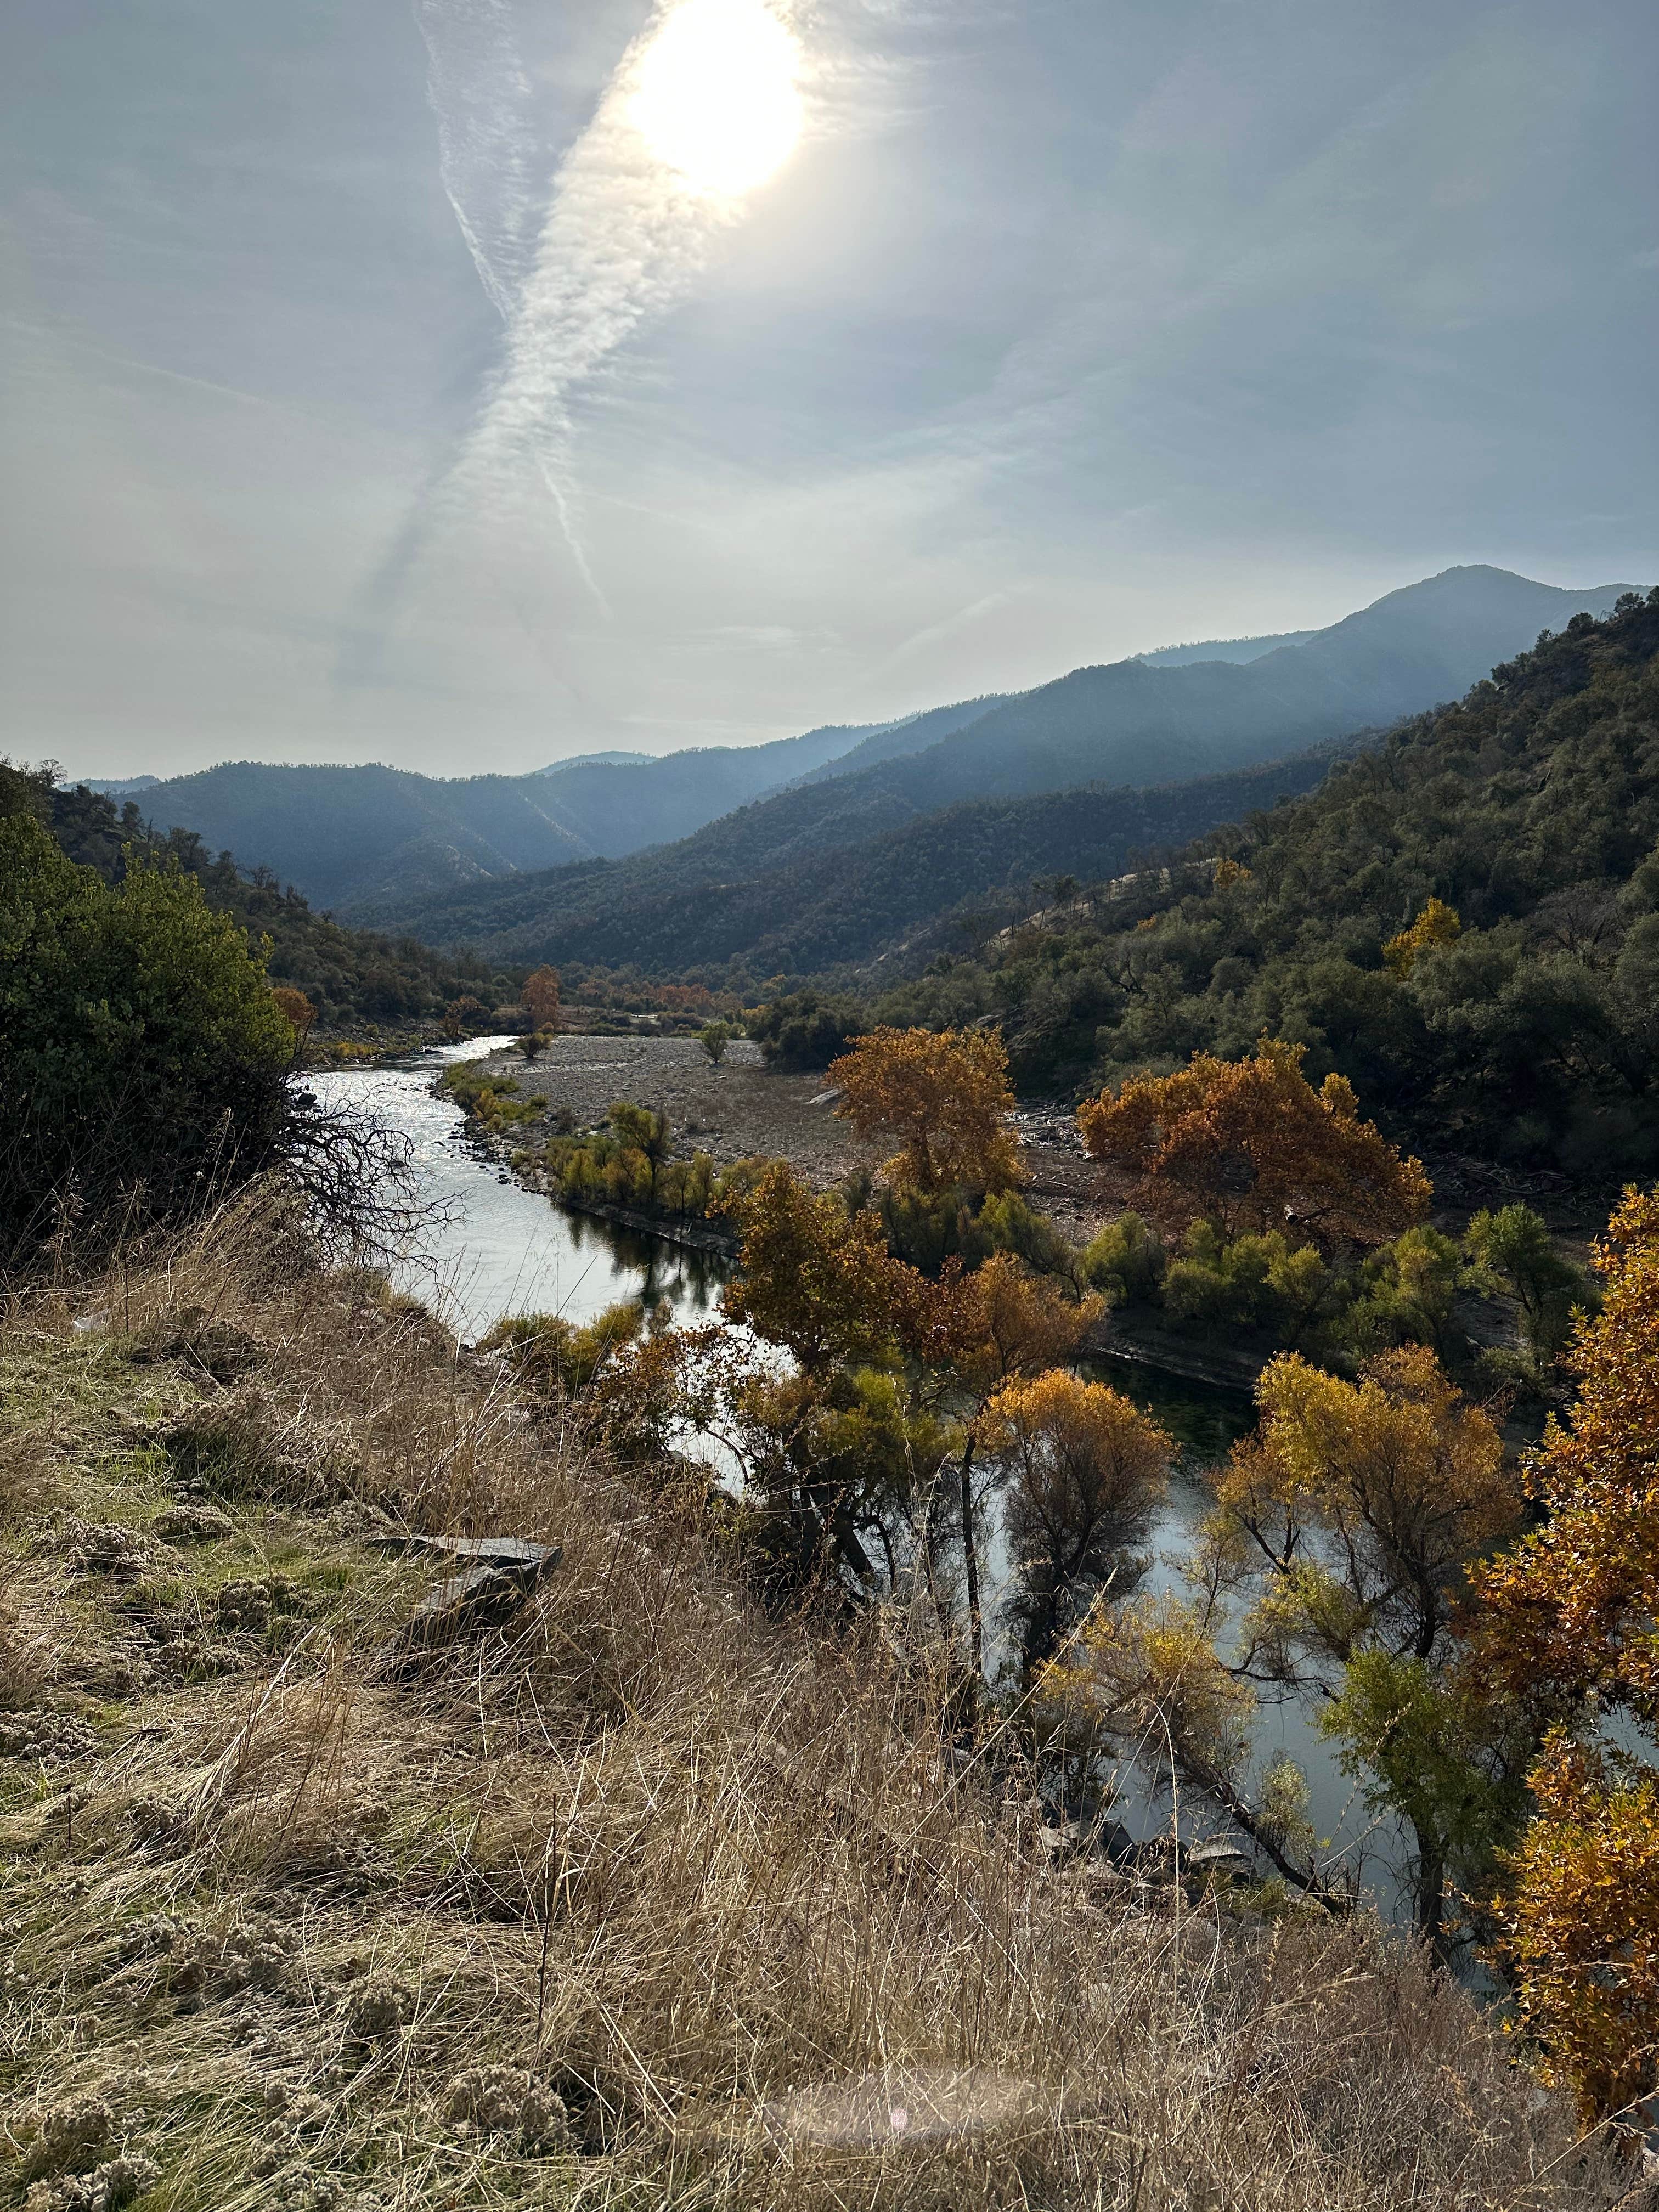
[470,1034,1113,1241]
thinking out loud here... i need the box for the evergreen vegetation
[882,591,1659,1173]
[14,761,492,1032]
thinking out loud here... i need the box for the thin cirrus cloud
[365,0,812,639]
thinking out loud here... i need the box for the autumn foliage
[271,985,317,1037]
[1383,896,1462,979]
[1474,1189,1659,2114]
[829,1025,1023,1195]
[1077,1035,1430,1247]
[720,1159,923,1374]
[522,963,561,1031]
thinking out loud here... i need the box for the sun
[628,0,803,199]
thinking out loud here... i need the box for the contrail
[346,0,804,674]
[413,0,540,323]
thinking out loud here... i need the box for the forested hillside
[912,591,1659,1169]
[129,716,928,910]
[365,743,1347,982]
[21,769,492,1029]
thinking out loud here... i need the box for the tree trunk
[1414,1823,1447,1957]
[958,1436,984,1688]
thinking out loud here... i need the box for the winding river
[315,1037,1408,1917]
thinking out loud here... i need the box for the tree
[1383,896,1462,978]
[720,1161,921,1378]
[1206,1346,1518,1944]
[981,1371,1171,1673]
[698,1020,735,1067]
[1463,1203,1595,1376]
[1077,1036,1430,1248]
[1475,1190,1659,2115]
[517,1030,550,1064]
[442,994,487,1040]
[920,1253,1103,1685]
[522,964,561,1031]
[829,1025,1024,1197]
[606,1102,673,1207]
[0,817,297,1261]
[271,985,317,1041]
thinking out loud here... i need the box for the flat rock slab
[372,1533,562,1677]
[369,1532,560,1572]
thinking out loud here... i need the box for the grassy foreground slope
[0,1204,1617,2212]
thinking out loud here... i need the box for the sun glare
[629,0,803,199]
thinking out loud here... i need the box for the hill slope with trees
[912,590,1659,1170]
[18,767,492,1030]
[359,743,1349,981]
[362,567,1632,956]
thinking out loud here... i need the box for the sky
[2,0,1657,781]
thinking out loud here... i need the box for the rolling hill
[358,566,1634,974]
[126,565,1631,922]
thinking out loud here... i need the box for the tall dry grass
[0,1190,1632,2209]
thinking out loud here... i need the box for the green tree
[0,812,296,1260]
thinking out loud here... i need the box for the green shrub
[1163,1222,1334,1340]
[1079,1212,1167,1306]
[747,991,864,1072]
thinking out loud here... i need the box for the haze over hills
[121,566,1632,919]
[353,565,1636,968]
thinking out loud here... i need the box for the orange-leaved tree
[1076,1035,1430,1246]
[715,1161,941,1589]
[271,985,317,1041]
[522,964,561,1031]
[829,1025,1023,1196]
[1475,1188,1659,2117]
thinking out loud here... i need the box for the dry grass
[0,1192,1630,2210]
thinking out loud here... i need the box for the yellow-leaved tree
[980,1370,1172,1674]
[1076,1035,1430,1246]
[829,1025,1023,1195]
[1044,1344,1521,1935]
[1383,897,1462,978]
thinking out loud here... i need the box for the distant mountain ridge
[127,566,1633,915]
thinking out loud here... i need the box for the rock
[372,1534,562,1674]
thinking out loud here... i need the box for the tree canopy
[0,809,297,1259]
[830,1025,1023,1196]
[1077,1036,1431,1246]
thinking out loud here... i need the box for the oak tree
[1077,1035,1430,1247]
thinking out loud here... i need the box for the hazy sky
[3,0,1656,779]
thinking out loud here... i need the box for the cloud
[414,0,543,323]
[388,0,808,618]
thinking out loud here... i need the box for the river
[315,1039,1407,1917]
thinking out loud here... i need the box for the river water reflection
[321,1039,1405,1915]
[307,1039,723,1342]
